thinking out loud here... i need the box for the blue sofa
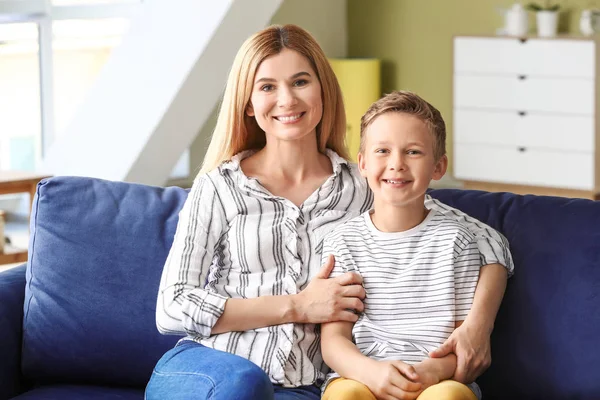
[0,176,599,400]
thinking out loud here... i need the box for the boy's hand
[363,360,422,400]
[294,255,366,324]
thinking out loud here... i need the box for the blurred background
[0,0,597,263]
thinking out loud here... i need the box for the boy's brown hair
[359,90,446,160]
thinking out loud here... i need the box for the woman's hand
[293,255,365,324]
[363,360,422,400]
[429,321,491,383]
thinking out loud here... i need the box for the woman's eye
[260,84,274,92]
[294,79,308,87]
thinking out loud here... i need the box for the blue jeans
[145,341,321,400]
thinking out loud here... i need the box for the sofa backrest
[429,189,600,400]
[23,177,183,388]
[21,177,600,398]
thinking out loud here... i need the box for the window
[0,22,41,170]
[0,1,138,171]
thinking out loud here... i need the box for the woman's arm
[156,176,228,337]
[426,196,511,382]
[212,257,365,334]
[430,263,507,383]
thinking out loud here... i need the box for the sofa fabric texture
[22,177,183,388]
[0,176,598,399]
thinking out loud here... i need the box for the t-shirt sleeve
[453,236,481,322]
[321,233,350,279]
[426,195,514,277]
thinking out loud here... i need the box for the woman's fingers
[392,361,419,381]
[335,271,363,286]
[338,297,364,313]
[315,254,336,279]
[342,283,366,299]
[336,310,360,322]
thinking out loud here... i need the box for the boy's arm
[321,321,375,382]
[322,322,422,397]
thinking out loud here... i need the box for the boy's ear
[357,152,368,177]
[246,103,255,117]
[432,154,448,181]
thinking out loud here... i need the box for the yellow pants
[322,378,478,400]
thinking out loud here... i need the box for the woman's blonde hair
[199,24,348,174]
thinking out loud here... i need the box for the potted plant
[526,1,561,37]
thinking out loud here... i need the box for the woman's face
[247,48,323,145]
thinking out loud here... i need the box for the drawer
[454,109,594,152]
[454,143,594,190]
[454,37,594,78]
[454,37,522,75]
[454,75,594,115]
[522,39,595,79]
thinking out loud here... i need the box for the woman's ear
[246,103,255,117]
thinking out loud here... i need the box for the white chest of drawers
[453,36,600,199]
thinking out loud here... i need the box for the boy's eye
[375,148,388,154]
[293,79,308,87]
[260,84,275,92]
[407,149,422,155]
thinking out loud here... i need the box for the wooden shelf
[0,244,28,265]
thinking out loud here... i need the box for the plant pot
[536,10,559,37]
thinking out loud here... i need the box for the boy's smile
[358,112,447,214]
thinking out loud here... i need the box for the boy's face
[358,112,447,209]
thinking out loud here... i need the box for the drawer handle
[518,147,527,152]
[518,111,527,117]
[518,75,527,80]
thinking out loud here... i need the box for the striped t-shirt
[155,149,513,388]
[321,209,482,396]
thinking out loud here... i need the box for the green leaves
[525,2,560,12]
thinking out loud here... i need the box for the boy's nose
[389,155,407,171]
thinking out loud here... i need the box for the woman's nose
[277,86,298,108]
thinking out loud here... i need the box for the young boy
[320,91,483,400]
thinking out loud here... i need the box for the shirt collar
[220,148,350,200]
[220,148,349,176]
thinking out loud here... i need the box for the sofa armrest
[0,264,26,399]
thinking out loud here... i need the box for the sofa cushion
[22,177,184,387]
[12,384,143,399]
[429,189,600,400]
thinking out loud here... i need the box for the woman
[145,24,512,400]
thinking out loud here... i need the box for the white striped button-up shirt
[156,149,513,387]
